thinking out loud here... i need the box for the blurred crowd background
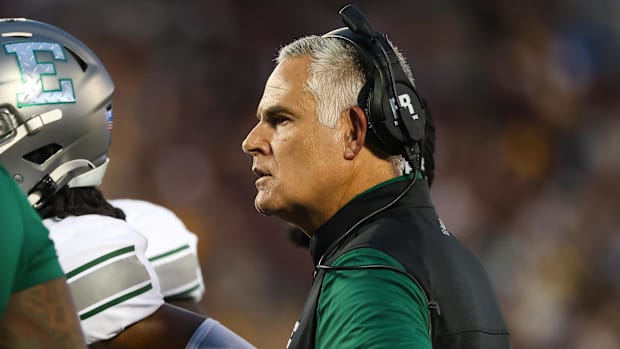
[2,0,618,348]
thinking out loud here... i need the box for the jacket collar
[309,175,432,265]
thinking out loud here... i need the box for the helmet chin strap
[28,158,95,207]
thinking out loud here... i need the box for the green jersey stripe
[66,246,135,279]
[79,283,153,320]
[148,244,190,262]
[164,283,201,300]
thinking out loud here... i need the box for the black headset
[323,4,426,171]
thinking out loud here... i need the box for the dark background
[2,1,619,348]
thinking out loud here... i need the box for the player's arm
[89,303,255,349]
[59,218,254,349]
[0,276,87,349]
[109,199,207,315]
[0,169,87,348]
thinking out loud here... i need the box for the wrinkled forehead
[258,73,291,111]
[257,57,314,116]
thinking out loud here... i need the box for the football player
[0,18,253,349]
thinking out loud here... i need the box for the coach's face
[242,55,351,233]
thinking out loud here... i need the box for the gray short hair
[276,35,414,174]
[277,35,364,128]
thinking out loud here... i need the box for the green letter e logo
[4,41,76,107]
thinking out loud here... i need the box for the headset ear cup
[358,80,391,157]
[357,81,381,151]
[357,81,372,119]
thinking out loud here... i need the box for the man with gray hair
[242,5,509,348]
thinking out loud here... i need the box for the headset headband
[323,4,426,169]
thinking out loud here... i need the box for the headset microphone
[340,4,374,37]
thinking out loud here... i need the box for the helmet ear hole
[23,143,62,165]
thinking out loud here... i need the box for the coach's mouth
[252,167,271,178]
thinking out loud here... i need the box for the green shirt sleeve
[0,166,64,317]
[316,247,432,349]
[0,167,21,316]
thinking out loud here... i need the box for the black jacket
[287,176,510,348]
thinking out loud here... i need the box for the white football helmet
[0,18,114,207]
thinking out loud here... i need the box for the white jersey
[45,215,164,344]
[109,199,205,302]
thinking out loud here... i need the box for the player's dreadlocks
[23,143,125,221]
[37,186,125,220]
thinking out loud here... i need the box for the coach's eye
[270,115,290,127]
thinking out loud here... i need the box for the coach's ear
[343,106,367,160]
